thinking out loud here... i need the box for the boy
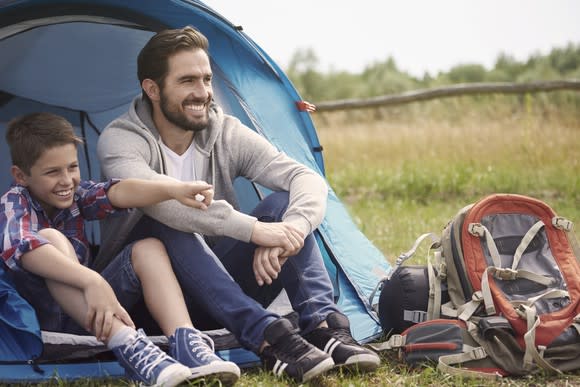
[0,112,240,386]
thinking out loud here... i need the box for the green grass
[315,95,580,259]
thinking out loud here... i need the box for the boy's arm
[20,244,134,338]
[106,178,213,210]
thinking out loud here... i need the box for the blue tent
[0,0,390,382]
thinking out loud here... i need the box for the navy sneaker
[169,327,240,385]
[304,312,380,372]
[260,318,334,383]
[112,329,191,387]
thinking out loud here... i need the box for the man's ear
[142,79,160,102]
[11,165,28,186]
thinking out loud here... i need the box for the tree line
[286,42,580,103]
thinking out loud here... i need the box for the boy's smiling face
[11,143,80,218]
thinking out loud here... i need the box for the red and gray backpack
[370,194,580,378]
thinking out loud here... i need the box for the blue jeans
[127,192,339,352]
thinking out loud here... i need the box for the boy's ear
[142,79,160,102]
[10,165,28,186]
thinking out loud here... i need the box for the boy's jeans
[127,192,339,352]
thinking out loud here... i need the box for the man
[96,26,379,383]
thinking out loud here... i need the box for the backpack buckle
[438,262,447,280]
[494,268,517,280]
[472,291,483,302]
[468,223,485,237]
[471,346,487,360]
[552,217,573,231]
[390,334,405,348]
[515,304,530,319]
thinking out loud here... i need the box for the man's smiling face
[158,48,213,133]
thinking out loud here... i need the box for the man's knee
[252,191,290,221]
[263,191,289,205]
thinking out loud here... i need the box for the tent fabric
[0,0,391,381]
[0,266,43,361]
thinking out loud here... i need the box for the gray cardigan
[93,96,328,270]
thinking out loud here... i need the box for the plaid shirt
[0,180,124,271]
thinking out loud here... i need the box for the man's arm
[225,119,329,238]
[97,123,257,240]
[221,119,329,285]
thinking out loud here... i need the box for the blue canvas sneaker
[112,329,191,387]
[169,327,240,385]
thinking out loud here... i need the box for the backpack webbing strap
[438,346,501,379]
[366,334,405,352]
[441,301,459,318]
[370,233,441,311]
[488,266,554,286]
[457,291,484,321]
[481,267,498,315]
[518,299,566,374]
[427,250,444,320]
[468,223,502,267]
[511,289,569,309]
[512,220,545,270]
[369,279,385,313]
[394,232,440,266]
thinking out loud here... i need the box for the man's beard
[159,93,209,133]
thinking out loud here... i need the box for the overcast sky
[206,0,580,77]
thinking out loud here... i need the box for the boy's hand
[173,181,214,210]
[83,274,134,341]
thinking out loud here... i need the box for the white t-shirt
[159,139,195,181]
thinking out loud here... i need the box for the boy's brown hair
[6,112,83,174]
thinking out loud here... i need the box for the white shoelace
[188,332,217,363]
[123,333,170,379]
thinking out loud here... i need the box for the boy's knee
[37,228,67,243]
[38,228,76,258]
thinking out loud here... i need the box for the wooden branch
[314,79,580,112]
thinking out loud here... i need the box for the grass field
[8,95,580,386]
[315,95,580,260]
